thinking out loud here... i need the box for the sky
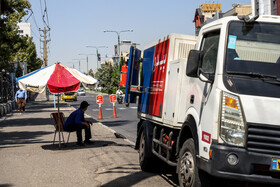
[25,0,251,73]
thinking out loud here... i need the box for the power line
[30,9,40,30]
[23,10,41,42]
[31,29,40,41]
[44,0,50,27]
[39,0,44,19]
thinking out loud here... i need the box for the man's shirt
[15,89,27,100]
[64,108,85,130]
[116,90,123,95]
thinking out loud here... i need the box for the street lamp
[78,53,95,73]
[104,29,133,65]
[64,61,78,69]
[72,58,85,72]
[86,46,108,70]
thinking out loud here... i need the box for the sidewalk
[0,100,178,187]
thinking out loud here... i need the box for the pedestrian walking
[15,88,27,114]
[64,101,94,146]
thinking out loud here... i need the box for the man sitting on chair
[64,101,93,146]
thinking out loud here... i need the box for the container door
[124,46,141,104]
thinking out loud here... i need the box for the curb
[96,121,135,146]
[79,105,136,147]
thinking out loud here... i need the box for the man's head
[80,101,90,111]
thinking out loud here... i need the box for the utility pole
[72,58,85,72]
[104,30,133,65]
[78,53,95,73]
[40,27,50,67]
[43,27,47,67]
[86,46,108,70]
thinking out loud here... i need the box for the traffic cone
[112,104,117,118]
[98,105,103,120]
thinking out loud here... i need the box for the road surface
[66,92,139,143]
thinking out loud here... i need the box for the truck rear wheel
[178,139,209,187]
[139,123,155,171]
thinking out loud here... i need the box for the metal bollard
[0,104,3,117]
[6,103,10,113]
[3,104,7,115]
[8,101,12,113]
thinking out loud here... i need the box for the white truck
[125,15,280,186]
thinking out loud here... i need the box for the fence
[0,71,17,118]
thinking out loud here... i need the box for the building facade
[251,0,280,16]
[193,4,222,36]
[114,40,138,62]
[17,23,31,37]
[194,3,254,36]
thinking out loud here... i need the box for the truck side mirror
[198,71,214,84]
[186,50,201,77]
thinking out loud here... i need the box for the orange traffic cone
[98,105,103,119]
[112,104,117,118]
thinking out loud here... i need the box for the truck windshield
[225,21,280,79]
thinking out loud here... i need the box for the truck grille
[247,123,280,155]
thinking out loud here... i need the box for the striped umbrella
[17,63,97,93]
[17,63,97,148]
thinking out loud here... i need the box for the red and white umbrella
[17,63,97,148]
[17,63,97,93]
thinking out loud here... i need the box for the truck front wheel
[178,138,208,187]
[139,128,154,171]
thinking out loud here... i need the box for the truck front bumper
[197,143,280,184]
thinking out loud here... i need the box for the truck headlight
[220,92,246,147]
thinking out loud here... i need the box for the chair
[50,112,72,145]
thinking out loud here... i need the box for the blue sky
[26,0,251,72]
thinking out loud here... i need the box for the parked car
[77,88,86,96]
[61,92,77,101]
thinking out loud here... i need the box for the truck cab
[125,15,280,186]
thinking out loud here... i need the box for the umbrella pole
[57,94,61,149]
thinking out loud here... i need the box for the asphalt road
[61,93,277,187]
[65,92,139,143]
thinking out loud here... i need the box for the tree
[0,0,40,74]
[17,36,42,73]
[88,68,95,78]
[95,62,121,94]
[15,62,22,77]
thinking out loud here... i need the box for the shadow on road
[0,117,53,128]
[41,140,134,151]
[0,130,52,149]
[100,162,178,187]
[101,120,134,127]
[0,184,14,187]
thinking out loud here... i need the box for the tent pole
[57,94,61,149]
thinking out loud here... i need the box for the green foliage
[20,36,42,73]
[15,62,22,77]
[88,68,95,78]
[0,0,41,74]
[95,62,121,94]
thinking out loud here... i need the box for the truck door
[196,30,220,159]
[124,46,141,104]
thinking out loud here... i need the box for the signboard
[96,95,103,104]
[110,94,117,103]
[200,4,221,12]
[148,39,170,117]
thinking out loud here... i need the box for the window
[18,30,24,33]
[273,0,276,8]
[200,30,220,74]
